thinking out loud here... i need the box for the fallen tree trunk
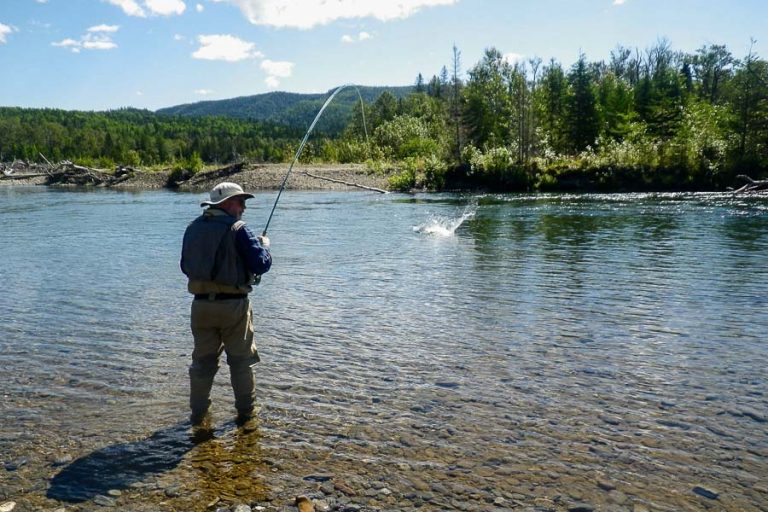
[732,175,768,194]
[302,171,387,193]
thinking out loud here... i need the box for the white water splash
[414,204,477,236]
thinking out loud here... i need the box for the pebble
[0,502,15,512]
[52,454,73,466]
[303,473,333,482]
[597,479,616,491]
[598,415,622,425]
[233,505,252,512]
[93,495,116,507]
[164,484,182,497]
[740,408,767,423]
[692,486,719,500]
[568,504,595,512]
[106,489,122,497]
[313,499,330,512]
[3,459,28,472]
[334,481,356,496]
[295,495,314,512]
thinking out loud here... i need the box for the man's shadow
[47,421,204,502]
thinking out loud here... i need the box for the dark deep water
[0,187,766,511]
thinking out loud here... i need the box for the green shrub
[387,168,416,191]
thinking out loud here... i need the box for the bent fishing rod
[261,83,368,237]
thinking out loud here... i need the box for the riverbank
[0,162,391,192]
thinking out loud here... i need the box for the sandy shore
[0,163,392,192]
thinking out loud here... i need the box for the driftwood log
[732,175,768,194]
[302,171,387,193]
[0,159,137,186]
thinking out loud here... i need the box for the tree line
[0,107,301,169]
[338,40,768,191]
[2,39,767,191]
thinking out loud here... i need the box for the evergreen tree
[565,53,599,152]
[463,47,513,148]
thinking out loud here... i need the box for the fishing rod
[261,83,368,237]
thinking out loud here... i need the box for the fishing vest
[181,209,254,288]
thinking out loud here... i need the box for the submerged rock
[295,495,314,512]
[692,486,720,499]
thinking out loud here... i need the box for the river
[0,187,766,511]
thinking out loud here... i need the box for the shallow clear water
[0,187,766,511]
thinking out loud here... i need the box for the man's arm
[235,225,272,276]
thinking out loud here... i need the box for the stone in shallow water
[597,479,616,491]
[303,473,333,482]
[3,459,28,471]
[52,454,73,466]
[692,486,719,499]
[568,504,595,512]
[740,407,767,423]
[295,495,314,512]
[93,495,116,507]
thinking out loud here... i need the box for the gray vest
[181,211,254,287]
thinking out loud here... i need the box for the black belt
[194,293,248,301]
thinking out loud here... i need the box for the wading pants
[189,297,260,416]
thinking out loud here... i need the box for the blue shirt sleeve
[235,224,272,276]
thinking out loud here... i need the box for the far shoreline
[0,162,392,193]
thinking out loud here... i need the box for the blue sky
[1,0,766,111]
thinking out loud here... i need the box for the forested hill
[155,85,414,134]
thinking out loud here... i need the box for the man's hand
[257,235,270,248]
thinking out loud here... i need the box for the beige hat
[201,182,255,207]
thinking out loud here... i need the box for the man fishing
[180,182,272,426]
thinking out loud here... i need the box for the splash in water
[414,204,476,236]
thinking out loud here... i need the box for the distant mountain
[155,85,414,135]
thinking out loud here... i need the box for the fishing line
[261,84,369,237]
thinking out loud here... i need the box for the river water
[0,187,766,512]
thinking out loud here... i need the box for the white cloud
[52,38,80,48]
[261,59,293,88]
[196,3,204,12]
[195,88,214,95]
[88,24,120,33]
[103,0,147,17]
[341,31,372,43]
[36,0,49,3]
[192,34,262,61]
[103,0,187,17]
[211,0,457,29]
[260,59,293,77]
[145,0,186,16]
[0,23,16,44]
[613,0,626,4]
[174,33,185,41]
[503,52,525,65]
[82,33,118,50]
[52,27,120,52]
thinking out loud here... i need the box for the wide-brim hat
[201,182,255,207]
